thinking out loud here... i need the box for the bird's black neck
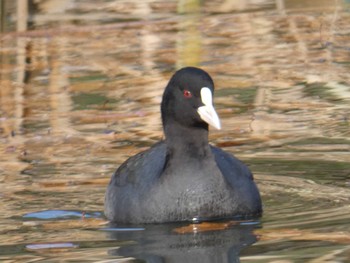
[163,122,211,159]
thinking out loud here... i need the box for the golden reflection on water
[0,0,350,262]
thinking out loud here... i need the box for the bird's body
[105,67,262,224]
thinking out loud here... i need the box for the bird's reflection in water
[106,220,259,263]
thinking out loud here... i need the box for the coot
[105,67,262,223]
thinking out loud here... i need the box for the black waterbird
[105,67,262,223]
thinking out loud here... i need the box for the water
[1,0,350,262]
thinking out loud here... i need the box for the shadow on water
[105,221,259,263]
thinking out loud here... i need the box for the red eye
[183,90,192,98]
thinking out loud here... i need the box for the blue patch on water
[26,242,77,250]
[23,210,102,220]
[239,220,261,226]
[100,227,145,232]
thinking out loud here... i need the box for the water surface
[0,0,350,262]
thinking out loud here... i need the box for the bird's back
[104,142,167,223]
[105,143,261,224]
